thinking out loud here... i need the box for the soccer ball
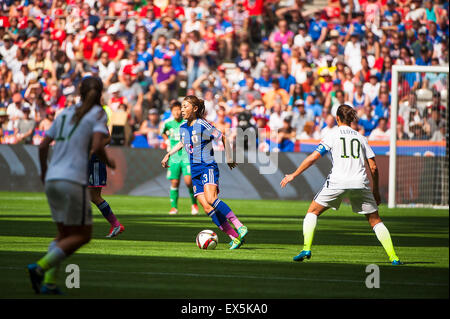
[196,230,218,250]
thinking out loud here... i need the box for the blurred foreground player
[28,76,116,294]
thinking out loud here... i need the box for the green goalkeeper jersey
[161,118,189,163]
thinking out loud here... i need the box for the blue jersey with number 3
[179,119,222,177]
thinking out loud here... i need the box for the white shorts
[45,180,92,226]
[313,187,378,215]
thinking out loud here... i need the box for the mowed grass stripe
[0,266,447,287]
[0,192,448,298]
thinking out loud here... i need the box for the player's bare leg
[366,211,402,265]
[183,175,198,215]
[293,201,330,262]
[90,187,123,238]
[169,179,180,215]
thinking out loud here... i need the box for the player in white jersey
[27,76,116,294]
[281,105,402,265]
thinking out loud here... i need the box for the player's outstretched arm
[367,157,381,205]
[38,136,53,184]
[280,151,321,188]
[161,141,184,168]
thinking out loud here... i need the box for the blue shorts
[88,155,107,187]
[192,167,220,197]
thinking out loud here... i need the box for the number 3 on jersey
[340,137,360,159]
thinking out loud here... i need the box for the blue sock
[212,199,232,216]
[97,200,112,218]
[207,208,226,227]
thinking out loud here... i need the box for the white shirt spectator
[293,34,306,48]
[97,60,117,83]
[368,127,391,141]
[344,41,362,74]
[0,43,18,68]
[363,82,380,104]
[269,111,289,132]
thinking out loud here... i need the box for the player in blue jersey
[161,95,248,250]
[88,105,124,238]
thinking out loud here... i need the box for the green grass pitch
[0,191,448,299]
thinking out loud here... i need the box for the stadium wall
[0,144,396,202]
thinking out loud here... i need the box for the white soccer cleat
[191,204,199,215]
[169,208,178,215]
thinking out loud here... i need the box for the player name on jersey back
[319,126,375,190]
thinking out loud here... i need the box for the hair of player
[73,76,103,124]
[336,104,358,125]
[170,100,182,109]
[184,95,206,119]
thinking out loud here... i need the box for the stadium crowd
[0,0,448,151]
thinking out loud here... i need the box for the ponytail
[72,76,103,124]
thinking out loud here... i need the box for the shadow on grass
[0,216,448,248]
[0,251,448,299]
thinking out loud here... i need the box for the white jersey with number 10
[318,126,375,190]
[44,104,109,185]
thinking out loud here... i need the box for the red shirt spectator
[164,4,185,18]
[80,28,99,60]
[139,2,162,18]
[51,28,66,45]
[0,16,10,28]
[102,33,125,60]
[243,0,264,17]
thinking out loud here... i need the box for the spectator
[431,121,445,141]
[186,30,208,89]
[298,120,319,140]
[137,108,161,148]
[120,73,144,126]
[368,117,391,141]
[262,78,290,110]
[152,56,177,103]
[0,0,447,148]
[278,62,296,94]
[320,114,337,138]
[291,99,314,139]
[0,107,9,143]
[38,108,55,132]
[358,105,379,137]
[14,106,35,144]
[96,51,117,86]
[268,101,288,132]
[7,92,31,131]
